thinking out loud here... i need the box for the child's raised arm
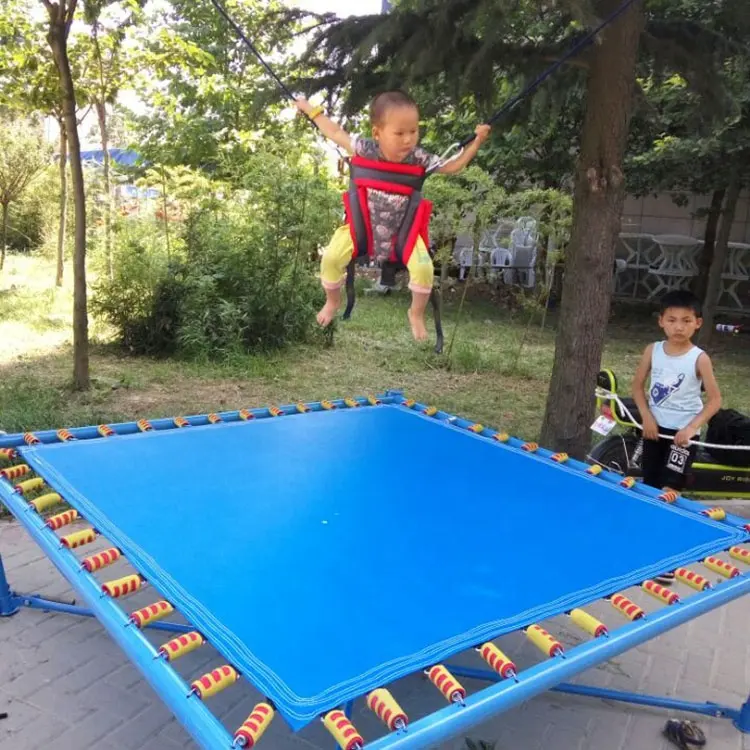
[295,97,354,155]
[437,124,491,175]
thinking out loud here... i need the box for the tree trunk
[1,202,8,271]
[540,0,644,457]
[56,119,68,287]
[692,188,725,301]
[47,11,90,390]
[96,100,114,280]
[696,174,741,350]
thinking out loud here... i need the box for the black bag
[706,408,750,467]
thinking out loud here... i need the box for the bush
[91,223,180,355]
[175,205,322,357]
[92,154,339,358]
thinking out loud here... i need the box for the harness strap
[344,157,430,264]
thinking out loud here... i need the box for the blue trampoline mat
[22,403,746,729]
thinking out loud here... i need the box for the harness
[343,156,433,268]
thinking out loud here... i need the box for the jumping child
[295,91,490,341]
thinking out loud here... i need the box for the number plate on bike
[591,415,617,436]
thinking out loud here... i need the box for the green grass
[2,254,750,441]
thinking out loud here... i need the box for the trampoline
[1,390,749,749]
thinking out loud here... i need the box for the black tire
[589,434,643,477]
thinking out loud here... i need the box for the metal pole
[0,554,20,616]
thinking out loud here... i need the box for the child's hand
[474,124,491,145]
[294,96,312,115]
[674,427,694,447]
[642,413,659,441]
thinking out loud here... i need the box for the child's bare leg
[407,290,430,341]
[317,285,341,327]
[318,226,352,327]
[406,242,434,342]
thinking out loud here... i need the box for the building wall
[621,191,750,243]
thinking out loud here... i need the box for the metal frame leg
[0,554,20,616]
[446,665,750,733]
[0,551,191,632]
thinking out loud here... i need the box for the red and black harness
[343,156,433,268]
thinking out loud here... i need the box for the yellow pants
[320,225,434,294]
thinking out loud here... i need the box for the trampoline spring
[366,396,381,406]
[208,413,223,423]
[703,556,740,579]
[478,642,517,679]
[658,490,679,503]
[97,424,116,437]
[23,432,41,446]
[60,528,97,550]
[268,408,283,418]
[568,608,608,638]
[525,624,564,657]
[321,400,336,410]
[422,405,438,416]
[608,593,645,621]
[101,574,142,598]
[234,702,275,747]
[191,665,239,700]
[29,492,63,513]
[81,547,122,572]
[701,507,726,521]
[158,631,205,661]
[367,689,408,731]
[0,447,17,462]
[239,409,254,420]
[56,429,76,442]
[674,568,711,592]
[0,463,30,481]
[295,403,310,413]
[130,600,174,628]
[322,710,364,750]
[426,665,467,703]
[344,398,360,408]
[46,510,79,531]
[174,417,190,428]
[136,419,153,432]
[729,546,750,564]
[492,431,510,443]
[521,442,539,453]
[642,580,680,605]
[14,477,45,496]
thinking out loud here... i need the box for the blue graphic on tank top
[650,373,685,405]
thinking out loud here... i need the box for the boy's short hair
[659,289,702,318]
[370,90,418,126]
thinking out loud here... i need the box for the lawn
[1,254,749,442]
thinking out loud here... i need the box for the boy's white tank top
[648,341,704,430]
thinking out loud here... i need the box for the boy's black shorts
[641,426,697,491]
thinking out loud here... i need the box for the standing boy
[632,290,722,493]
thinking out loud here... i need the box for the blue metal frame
[0,483,237,749]
[1,389,748,750]
[446,666,750,732]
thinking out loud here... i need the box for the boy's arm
[686,353,722,433]
[631,344,659,438]
[295,98,354,155]
[436,125,491,175]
